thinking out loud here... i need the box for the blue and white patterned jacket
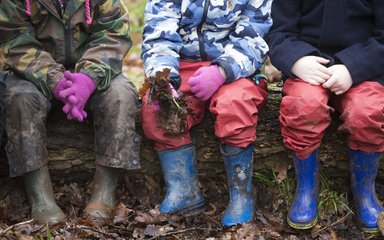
[142,0,273,89]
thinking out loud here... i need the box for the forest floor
[1,165,384,239]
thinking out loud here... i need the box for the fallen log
[0,84,381,183]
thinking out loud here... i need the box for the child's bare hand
[322,64,353,95]
[291,56,333,85]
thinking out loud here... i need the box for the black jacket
[265,0,384,86]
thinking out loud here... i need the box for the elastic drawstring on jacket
[85,0,92,25]
[25,0,31,16]
[25,0,92,25]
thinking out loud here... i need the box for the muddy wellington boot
[349,149,383,233]
[158,143,205,215]
[23,166,65,225]
[288,150,319,230]
[221,144,255,227]
[84,165,121,224]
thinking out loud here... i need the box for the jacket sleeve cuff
[47,72,64,94]
[80,69,99,88]
[169,75,181,90]
[335,51,364,85]
[269,43,320,79]
[212,59,235,84]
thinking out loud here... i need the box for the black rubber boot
[23,166,65,225]
[84,165,121,225]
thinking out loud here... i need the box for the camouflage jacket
[142,0,272,89]
[0,0,131,98]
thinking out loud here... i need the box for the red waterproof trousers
[280,79,384,159]
[140,61,268,150]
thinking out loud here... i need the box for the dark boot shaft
[23,166,65,225]
[84,165,121,224]
[88,165,121,206]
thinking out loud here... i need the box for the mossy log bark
[0,87,381,182]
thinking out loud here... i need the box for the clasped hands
[291,56,353,95]
[54,71,96,122]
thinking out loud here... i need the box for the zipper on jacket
[38,0,62,21]
[197,0,209,61]
[64,21,72,68]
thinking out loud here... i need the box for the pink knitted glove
[188,65,226,101]
[151,83,179,112]
[54,71,79,120]
[54,71,75,103]
[59,72,96,122]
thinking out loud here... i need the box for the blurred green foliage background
[126,0,146,33]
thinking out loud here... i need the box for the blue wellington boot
[288,150,319,230]
[349,149,383,233]
[158,143,205,215]
[220,144,254,227]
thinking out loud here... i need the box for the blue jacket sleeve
[141,0,183,89]
[212,0,273,83]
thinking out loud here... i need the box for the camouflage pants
[5,73,141,177]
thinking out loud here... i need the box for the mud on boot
[220,143,255,227]
[349,149,384,233]
[158,143,205,215]
[84,165,121,225]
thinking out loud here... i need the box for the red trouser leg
[141,61,268,150]
[333,81,384,152]
[279,79,334,159]
[140,61,209,150]
[209,78,268,147]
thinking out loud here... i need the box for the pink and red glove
[59,71,96,122]
[188,65,226,101]
[151,83,179,112]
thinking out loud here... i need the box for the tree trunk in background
[0,88,381,183]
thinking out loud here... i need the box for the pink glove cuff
[65,72,96,93]
[80,73,97,92]
[54,71,70,100]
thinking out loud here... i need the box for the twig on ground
[148,226,218,240]
[71,204,78,219]
[0,219,34,235]
[311,212,352,237]
[202,212,223,230]
[68,225,117,238]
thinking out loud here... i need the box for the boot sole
[358,222,379,234]
[176,200,206,217]
[287,216,318,230]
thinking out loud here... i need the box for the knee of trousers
[95,76,139,119]
[280,94,331,129]
[5,87,49,122]
[341,99,383,135]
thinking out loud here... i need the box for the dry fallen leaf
[377,211,384,236]
[113,202,133,224]
[134,208,181,224]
